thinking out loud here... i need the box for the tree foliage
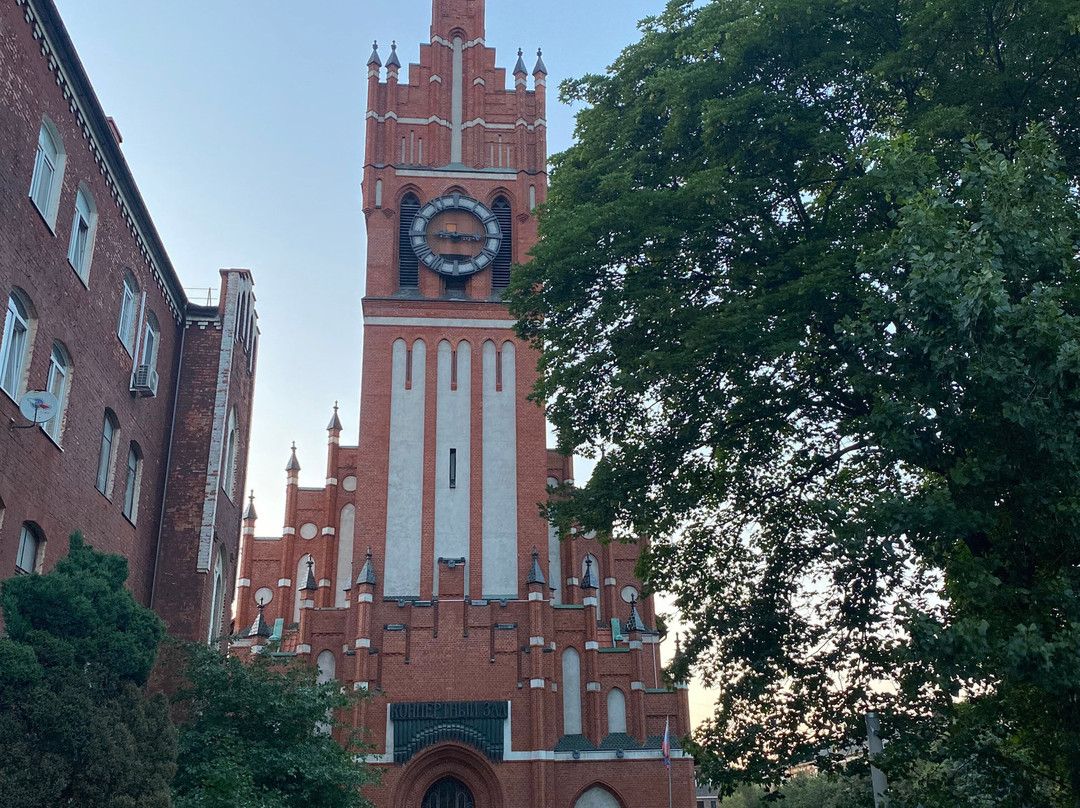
[509,0,1080,803]
[0,532,175,808]
[171,644,376,808]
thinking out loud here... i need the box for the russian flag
[662,716,671,769]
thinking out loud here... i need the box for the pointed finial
[357,547,377,586]
[286,442,300,472]
[302,556,318,592]
[514,48,528,75]
[249,598,271,638]
[327,401,343,432]
[387,40,401,69]
[243,490,258,521]
[675,631,682,654]
[526,546,546,585]
[532,47,547,76]
[581,555,597,590]
[367,40,382,67]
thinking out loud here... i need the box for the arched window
[118,271,139,352]
[316,650,337,683]
[422,777,474,808]
[44,342,71,443]
[0,290,33,398]
[15,522,44,574]
[606,688,627,734]
[399,193,421,288]
[67,185,98,282]
[562,647,582,735]
[222,406,239,499]
[207,549,226,645]
[96,409,119,494]
[574,786,622,808]
[29,118,65,227]
[123,442,143,523]
[490,196,512,290]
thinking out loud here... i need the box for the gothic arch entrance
[422,776,474,808]
[393,743,503,808]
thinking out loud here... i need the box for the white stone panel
[482,340,517,598]
[434,340,471,594]
[561,647,582,735]
[607,688,627,734]
[385,338,425,598]
[335,504,355,607]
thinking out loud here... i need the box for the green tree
[171,643,376,808]
[0,532,176,808]
[509,0,1080,803]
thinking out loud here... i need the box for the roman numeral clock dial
[409,194,502,277]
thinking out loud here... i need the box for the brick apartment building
[235,2,696,806]
[0,0,258,644]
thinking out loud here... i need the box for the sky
[51,0,718,724]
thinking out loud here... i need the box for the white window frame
[123,442,142,523]
[29,119,65,228]
[139,313,159,370]
[67,186,97,283]
[118,273,138,352]
[222,407,238,499]
[207,550,226,645]
[0,292,32,400]
[43,342,70,443]
[15,523,43,574]
[96,410,118,495]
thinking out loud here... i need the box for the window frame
[15,522,44,574]
[29,118,65,229]
[67,186,98,283]
[43,342,71,443]
[96,409,119,495]
[139,311,159,370]
[222,406,239,500]
[122,442,142,524]
[0,291,33,400]
[118,273,139,352]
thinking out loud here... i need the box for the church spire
[431,0,485,42]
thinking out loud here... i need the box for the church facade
[235,2,695,806]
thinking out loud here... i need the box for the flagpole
[668,756,673,808]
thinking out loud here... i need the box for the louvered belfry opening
[399,193,421,288]
[490,196,512,289]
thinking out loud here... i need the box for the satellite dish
[18,390,59,425]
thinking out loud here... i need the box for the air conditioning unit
[130,364,158,397]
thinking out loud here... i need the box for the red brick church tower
[236,2,695,805]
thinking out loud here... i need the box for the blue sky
[53,0,662,530]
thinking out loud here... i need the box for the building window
[122,442,142,523]
[96,409,119,495]
[44,342,71,443]
[0,291,32,399]
[207,549,226,645]
[222,407,239,499]
[15,522,44,574]
[118,272,139,352]
[399,193,421,288]
[29,118,65,227]
[67,186,97,282]
[140,311,159,369]
[491,196,512,290]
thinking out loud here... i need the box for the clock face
[410,194,502,277]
